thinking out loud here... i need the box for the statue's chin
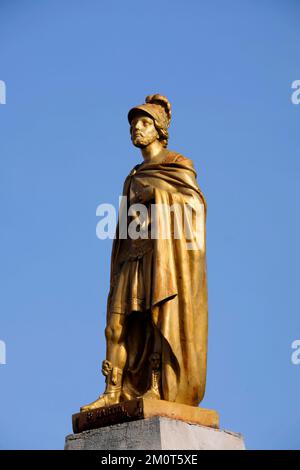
[132,135,158,148]
[133,142,147,149]
[132,139,148,148]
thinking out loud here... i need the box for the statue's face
[130,113,159,148]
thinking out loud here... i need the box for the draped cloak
[107,152,208,407]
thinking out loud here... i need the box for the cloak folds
[108,155,208,407]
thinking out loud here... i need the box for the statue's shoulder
[163,150,193,166]
[127,163,141,176]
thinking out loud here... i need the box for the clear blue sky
[0,0,299,450]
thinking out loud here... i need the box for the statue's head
[128,94,171,149]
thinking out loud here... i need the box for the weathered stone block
[65,417,245,450]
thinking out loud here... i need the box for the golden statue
[81,94,208,413]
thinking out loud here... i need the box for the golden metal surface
[74,399,219,434]
[81,95,210,418]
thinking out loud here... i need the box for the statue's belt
[118,238,153,262]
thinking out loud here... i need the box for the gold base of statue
[72,398,219,434]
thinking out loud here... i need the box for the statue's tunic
[107,151,208,406]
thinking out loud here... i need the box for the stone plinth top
[72,398,219,434]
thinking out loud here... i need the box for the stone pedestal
[65,417,245,450]
[72,398,219,434]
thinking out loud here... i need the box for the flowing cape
[109,154,208,406]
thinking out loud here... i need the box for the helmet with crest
[128,94,172,148]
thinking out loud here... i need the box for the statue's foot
[81,361,123,412]
[142,360,161,400]
[80,392,120,412]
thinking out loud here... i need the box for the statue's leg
[104,312,127,369]
[80,313,126,411]
[142,321,162,400]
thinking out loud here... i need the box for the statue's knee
[105,325,113,342]
[105,323,123,344]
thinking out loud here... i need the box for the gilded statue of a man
[81,94,208,411]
